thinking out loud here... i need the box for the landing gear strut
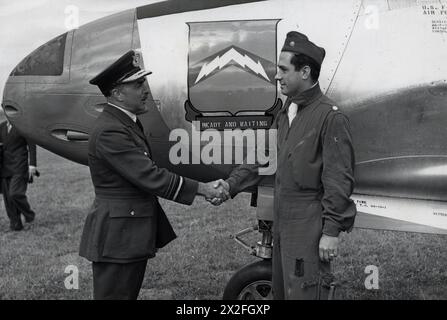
[223,220,273,300]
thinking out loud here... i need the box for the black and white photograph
[0,0,446,303]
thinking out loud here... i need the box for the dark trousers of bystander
[1,175,35,230]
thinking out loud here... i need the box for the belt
[94,187,148,200]
[277,189,322,201]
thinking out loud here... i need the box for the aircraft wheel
[223,259,273,300]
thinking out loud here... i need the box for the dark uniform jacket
[227,84,356,236]
[79,105,198,263]
[0,121,37,178]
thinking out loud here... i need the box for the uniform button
[130,211,135,216]
[144,152,148,156]
[332,106,338,111]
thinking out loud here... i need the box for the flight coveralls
[227,83,356,299]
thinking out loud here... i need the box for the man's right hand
[197,181,230,205]
[319,234,339,262]
[207,179,230,206]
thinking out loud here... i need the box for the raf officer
[79,50,228,300]
[215,31,357,299]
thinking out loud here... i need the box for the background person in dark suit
[80,50,229,300]
[0,119,38,231]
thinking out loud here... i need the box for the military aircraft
[2,0,447,299]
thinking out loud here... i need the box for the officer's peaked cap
[89,50,151,95]
[281,31,325,67]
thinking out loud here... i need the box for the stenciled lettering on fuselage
[184,19,282,131]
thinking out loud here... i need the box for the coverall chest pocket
[102,201,157,260]
[288,128,320,189]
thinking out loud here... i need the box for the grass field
[0,148,446,300]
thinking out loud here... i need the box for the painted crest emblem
[185,20,282,130]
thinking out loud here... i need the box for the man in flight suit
[215,31,357,299]
[79,50,228,300]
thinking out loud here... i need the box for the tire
[223,259,273,300]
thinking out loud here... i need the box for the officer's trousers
[272,200,332,300]
[92,260,148,300]
[2,175,35,230]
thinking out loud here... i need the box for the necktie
[136,118,144,133]
[136,118,152,156]
[7,122,11,134]
[288,102,298,126]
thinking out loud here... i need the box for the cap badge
[289,41,295,47]
[133,53,140,67]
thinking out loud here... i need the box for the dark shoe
[10,224,24,231]
[25,215,35,223]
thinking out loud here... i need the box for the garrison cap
[89,50,152,96]
[281,31,326,66]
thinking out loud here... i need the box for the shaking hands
[197,179,230,206]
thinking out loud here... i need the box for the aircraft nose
[3,32,67,115]
[2,32,68,125]
[2,32,72,142]
[2,76,25,122]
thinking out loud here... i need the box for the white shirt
[107,102,137,123]
[287,81,319,126]
[288,102,298,126]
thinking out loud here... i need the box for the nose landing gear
[223,220,273,300]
